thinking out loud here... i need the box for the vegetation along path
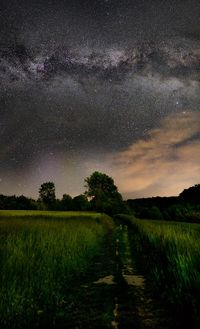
[1,211,190,329]
[58,221,174,329]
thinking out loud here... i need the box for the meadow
[119,215,200,321]
[2,210,200,328]
[0,210,114,328]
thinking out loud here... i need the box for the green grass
[118,215,200,316]
[0,210,97,218]
[0,211,114,328]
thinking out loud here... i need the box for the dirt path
[112,224,171,329]
[52,224,173,329]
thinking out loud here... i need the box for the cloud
[1,111,199,199]
[107,112,200,197]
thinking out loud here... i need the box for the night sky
[0,0,200,199]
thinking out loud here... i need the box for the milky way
[0,0,200,198]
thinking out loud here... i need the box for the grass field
[2,210,200,327]
[120,215,200,318]
[0,210,97,218]
[0,210,114,328]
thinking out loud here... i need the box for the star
[0,0,199,198]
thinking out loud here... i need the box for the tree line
[0,171,199,221]
[0,172,127,215]
[127,184,200,222]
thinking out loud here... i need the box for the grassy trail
[60,221,174,329]
[0,211,189,328]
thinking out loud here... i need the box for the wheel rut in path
[111,224,171,329]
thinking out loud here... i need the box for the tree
[39,182,56,210]
[85,171,118,197]
[179,184,200,203]
[85,171,125,214]
[0,194,38,210]
[60,194,73,211]
[73,194,90,211]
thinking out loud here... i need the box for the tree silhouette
[39,182,56,210]
[179,184,200,203]
[73,195,90,211]
[60,194,73,210]
[85,171,125,214]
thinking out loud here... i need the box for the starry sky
[0,0,200,199]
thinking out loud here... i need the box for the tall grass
[0,211,113,328]
[120,216,200,316]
